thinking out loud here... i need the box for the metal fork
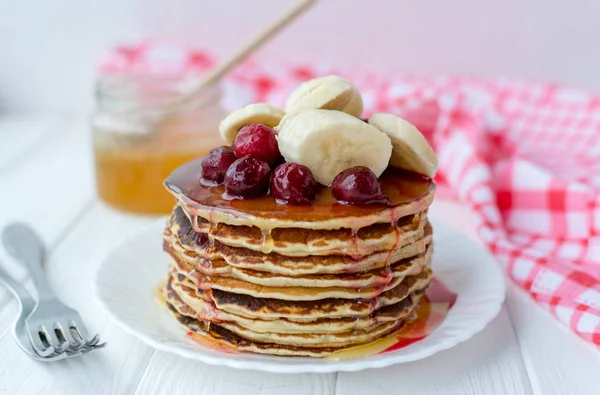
[2,223,105,357]
[0,264,101,360]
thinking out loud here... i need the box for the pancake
[174,206,429,256]
[165,284,419,351]
[166,303,353,357]
[165,231,431,289]
[166,208,433,275]
[173,267,433,320]
[218,318,401,347]
[170,244,432,301]
[168,274,423,334]
[166,158,436,231]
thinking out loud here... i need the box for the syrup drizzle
[260,229,274,254]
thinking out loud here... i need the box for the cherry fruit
[332,166,387,204]
[200,146,237,184]
[271,163,317,204]
[224,156,271,198]
[233,124,280,165]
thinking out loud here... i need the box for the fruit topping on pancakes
[204,75,436,205]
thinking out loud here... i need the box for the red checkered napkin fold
[433,79,600,345]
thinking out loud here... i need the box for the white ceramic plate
[94,220,505,373]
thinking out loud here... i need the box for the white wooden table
[1,113,599,395]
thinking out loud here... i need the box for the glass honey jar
[91,75,226,215]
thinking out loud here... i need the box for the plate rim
[93,220,506,373]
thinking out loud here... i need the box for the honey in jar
[91,75,225,215]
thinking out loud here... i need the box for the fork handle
[0,265,34,311]
[2,223,55,300]
[15,248,54,300]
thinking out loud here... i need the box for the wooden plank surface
[1,114,599,395]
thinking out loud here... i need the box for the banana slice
[341,92,364,118]
[219,103,285,144]
[285,75,363,118]
[277,109,392,185]
[368,113,438,177]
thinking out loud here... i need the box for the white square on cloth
[532,269,564,294]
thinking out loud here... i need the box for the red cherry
[233,124,280,165]
[332,166,387,204]
[200,146,237,184]
[271,163,317,204]
[224,156,271,198]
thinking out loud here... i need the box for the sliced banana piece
[368,113,438,177]
[277,109,392,185]
[341,92,364,118]
[285,75,363,118]
[219,103,285,144]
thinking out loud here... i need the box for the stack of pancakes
[162,188,435,357]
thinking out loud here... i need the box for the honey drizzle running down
[260,229,275,254]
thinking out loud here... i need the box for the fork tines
[29,321,105,358]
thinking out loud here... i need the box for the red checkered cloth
[101,43,600,345]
